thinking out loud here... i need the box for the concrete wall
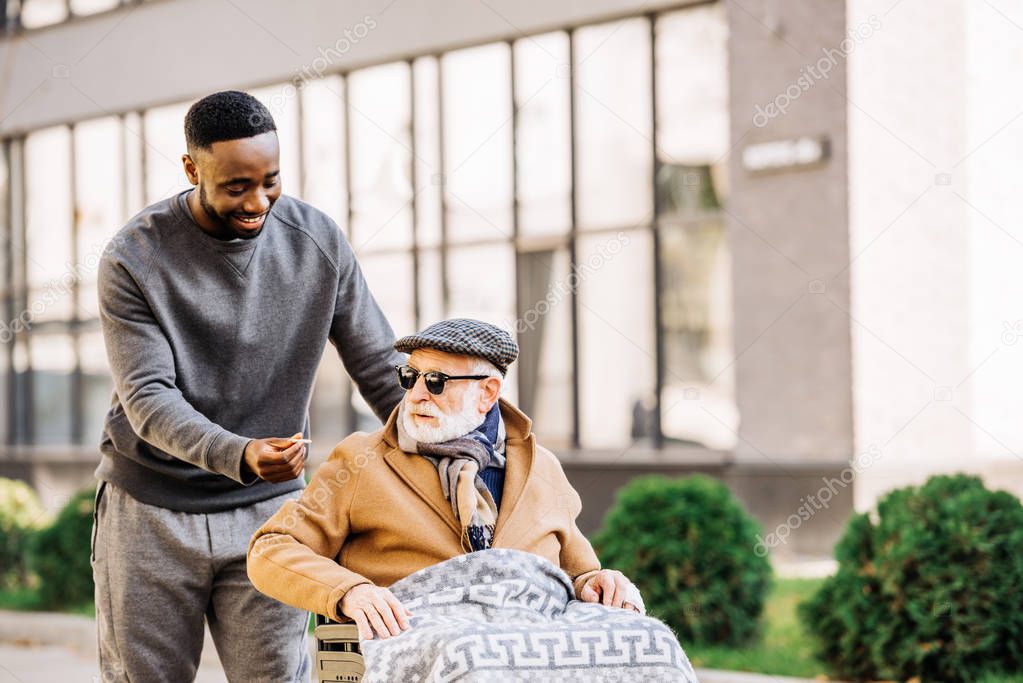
[843,0,1023,509]
[0,0,700,136]
[726,0,853,465]
[722,0,855,556]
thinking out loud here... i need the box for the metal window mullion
[649,14,664,449]
[8,137,23,444]
[1,138,13,445]
[18,135,31,445]
[69,122,83,444]
[509,40,523,405]
[341,73,359,435]
[567,29,581,451]
[118,113,130,226]
[436,55,450,317]
[137,110,148,207]
[408,59,422,330]
[296,83,306,200]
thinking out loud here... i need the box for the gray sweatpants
[90,481,312,683]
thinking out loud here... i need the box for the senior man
[247,318,640,641]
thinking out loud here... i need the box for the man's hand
[339,584,412,641]
[579,570,641,612]
[243,432,307,483]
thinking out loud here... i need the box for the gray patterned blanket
[360,548,699,682]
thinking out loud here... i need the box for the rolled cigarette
[287,438,312,444]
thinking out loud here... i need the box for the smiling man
[91,90,406,682]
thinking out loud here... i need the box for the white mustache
[409,401,441,417]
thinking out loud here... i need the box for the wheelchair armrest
[314,622,361,642]
[314,614,364,682]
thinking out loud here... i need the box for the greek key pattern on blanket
[360,548,699,682]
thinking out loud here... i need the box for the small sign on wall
[742,136,830,174]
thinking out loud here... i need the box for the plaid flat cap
[394,318,519,375]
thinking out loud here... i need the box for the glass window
[12,339,29,444]
[0,335,7,445]
[574,18,653,230]
[0,145,9,444]
[655,5,735,450]
[442,44,513,243]
[659,215,736,450]
[309,347,351,462]
[446,243,515,326]
[250,85,301,198]
[80,330,112,447]
[413,57,442,249]
[8,139,26,318]
[655,5,730,166]
[0,142,9,298]
[416,248,444,329]
[516,248,573,449]
[514,32,571,237]
[348,63,413,252]
[30,331,75,444]
[20,0,68,28]
[123,112,146,219]
[24,126,73,323]
[74,117,123,321]
[299,76,347,228]
[143,102,191,204]
[356,252,416,340]
[576,230,655,448]
[446,243,517,404]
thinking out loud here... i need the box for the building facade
[2,0,1015,561]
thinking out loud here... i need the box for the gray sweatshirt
[96,190,407,513]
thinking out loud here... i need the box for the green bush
[29,487,96,609]
[800,474,1023,682]
[592,474,772,646]
[0,478,48,590]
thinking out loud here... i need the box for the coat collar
[380,398,536,545]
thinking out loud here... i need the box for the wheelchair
[313,613,365,683]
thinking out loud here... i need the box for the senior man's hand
[243,432,307,483]
[578,569,642,612]
[339,584,413,641]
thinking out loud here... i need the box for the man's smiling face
[183,130,282,240]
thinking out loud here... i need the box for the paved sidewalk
[0,609,837,683]
[0,643,228,682]
[0,609,232,682]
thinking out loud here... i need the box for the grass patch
[684,577,1023,682]
[0,586,94,617]
[684,577,828,678]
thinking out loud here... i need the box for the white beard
[401,383,486,444]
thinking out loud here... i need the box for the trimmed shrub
[592,474,772,645]
[800,474,1023,682]
[29,487,96,609]
[0,478,48,590]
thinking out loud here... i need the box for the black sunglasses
[395,364,489,395]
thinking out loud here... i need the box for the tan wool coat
[246,399,602,621]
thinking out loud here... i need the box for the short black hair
[184,90,277,152]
